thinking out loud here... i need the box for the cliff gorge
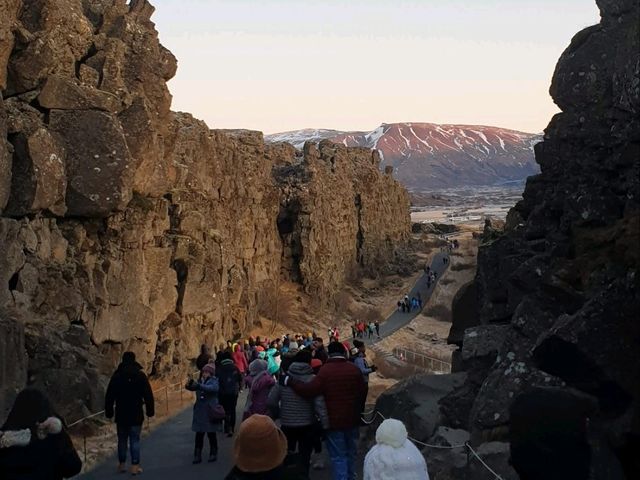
[376,0,638,477]
[0,0,410,418]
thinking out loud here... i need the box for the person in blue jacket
[186,363,223,464]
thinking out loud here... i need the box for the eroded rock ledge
[0,0,410,417]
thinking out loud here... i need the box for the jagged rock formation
[377,1,639,477]
[275,141,411,301]
[0,0,410,418]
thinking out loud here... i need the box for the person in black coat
[196,345,212,371]
[0,388,82,480]
[216,351,243,437]
[105,351,155,475]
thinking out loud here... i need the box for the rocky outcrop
[275,141,410,302]
[441,1,640,477]
[0,1,410,418]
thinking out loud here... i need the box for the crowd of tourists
[351,321,380,339]
[77,332,385,479]
[185,333,382,478]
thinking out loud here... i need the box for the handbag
[208,403,226,422]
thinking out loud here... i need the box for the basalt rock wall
[0,0,410,419]
[275,141,411,303]
[442,0,639,476]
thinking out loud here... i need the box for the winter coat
[217,359,243,396]
[196,353,212,371]
[289,356,366,430]
[364,439,429,480]
[267,362,329,429]
[313,346,328,364]
[244,371,275,419]
[265,348,280,375]
[105,361,155,426]
[186,377,223,433]
[232,347,249,374]
[0,418,82,480]
[354,354,373,383]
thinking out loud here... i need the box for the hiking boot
[117,463,126,474]
[192,448,202,464]
[130,465,143,475]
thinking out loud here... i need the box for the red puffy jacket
[289,356,365,430]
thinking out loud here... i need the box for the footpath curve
[361,251,450,345]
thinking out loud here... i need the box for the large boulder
[375,373,467,442]
[448,280,478,346]
[49,110,133,216]
[5,128,67,216]
[37,75,121,112]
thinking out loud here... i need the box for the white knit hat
[364,419,430,480]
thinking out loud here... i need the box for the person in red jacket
[282,341,365,480]
[232,344,249,376]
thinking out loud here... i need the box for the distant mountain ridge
[266,123,541,190]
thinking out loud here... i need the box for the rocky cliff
[0,0,410,419]
[377,1,639,477]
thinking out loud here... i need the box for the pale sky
[152,0,600,135]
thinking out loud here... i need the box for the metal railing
[392,346,451,373]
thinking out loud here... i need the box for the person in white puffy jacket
[364,418,430,480]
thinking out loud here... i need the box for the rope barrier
[363,410,504,479]
[465,442,505,480]
[67,372,199,429]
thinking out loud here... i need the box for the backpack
[219,365,240,395]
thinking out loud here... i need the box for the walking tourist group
[0,331,430,480]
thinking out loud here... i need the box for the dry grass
[450,262,475,272]
[426,303,452,323]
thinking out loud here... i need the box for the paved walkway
[359,251,450,345]
[80,393,331,480]
[81,252,450,479]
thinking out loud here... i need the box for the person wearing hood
[268,350,329,474]
[243,359,275,420]
[186,363,223,464]
[279,341,300,375]
[352,340,377,422]
[232,343,249,376]
[105,351,154,475]
[0,389,82,480]
[196,344,212,371]
[217,351,243,437]
[282,342,366,480]
[363,419,429,480]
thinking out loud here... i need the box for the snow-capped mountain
[266,123,541,190]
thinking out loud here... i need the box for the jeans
[325,428,358,480]
[117,424,142,465]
